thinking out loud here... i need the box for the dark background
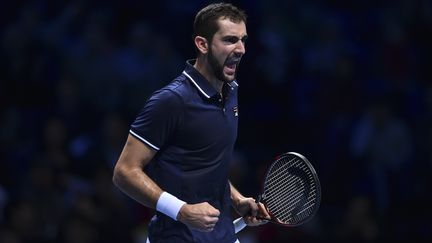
[1,0,431,242]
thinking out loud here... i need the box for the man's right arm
[113,134,161,209]
[112,134,220,232]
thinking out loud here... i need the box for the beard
[208,47,235,83]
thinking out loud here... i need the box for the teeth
[225,56,242,67]
[227,60,240,66]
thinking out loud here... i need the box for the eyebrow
[223,35,248,42]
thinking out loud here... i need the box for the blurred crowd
[1,0,432,242]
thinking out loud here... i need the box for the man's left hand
[235,197,270,226]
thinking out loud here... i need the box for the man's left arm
[229,181,270,226]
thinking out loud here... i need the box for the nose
[235,40,246,55]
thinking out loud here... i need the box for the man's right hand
[177,202,220,232]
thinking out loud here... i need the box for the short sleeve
[130,89,184,151]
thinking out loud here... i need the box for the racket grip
[233,217,247,233]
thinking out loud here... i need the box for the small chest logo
[233,106,239,117]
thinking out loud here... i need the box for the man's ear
[194,36,209,54]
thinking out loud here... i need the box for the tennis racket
[234,152,321,233]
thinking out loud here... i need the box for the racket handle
[233,217,247,233]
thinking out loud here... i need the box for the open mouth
[224,58,241,75]
[225,63,237,73]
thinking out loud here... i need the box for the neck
[193,57,224,94]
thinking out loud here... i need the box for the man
[113,3,269,242]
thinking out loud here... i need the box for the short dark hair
[193,2,247,41]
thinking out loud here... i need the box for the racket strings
[267,173,312,222]
[267,179,317,223]
[266,169,309,207]
[264,155,319,224]
[277,179,318,221]
[266,180,305,221]
[265,157,306,187]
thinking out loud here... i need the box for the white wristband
[156,192,186,221]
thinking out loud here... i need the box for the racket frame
[255,152,321,227]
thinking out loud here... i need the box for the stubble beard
[208,47,235,83]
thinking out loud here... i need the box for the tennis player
[113,3,269,242]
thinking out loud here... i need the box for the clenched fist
[177,202,220,232]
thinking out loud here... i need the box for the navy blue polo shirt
[130,60,239,243]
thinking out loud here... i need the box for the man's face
[207,18,247,82]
